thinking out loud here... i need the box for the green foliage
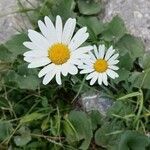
[118,131,150,150]
[78,16,104,41]
[78,0,101,15]
[14,126,31,146]
[101,16,127,42]
[116,34,145,59]
[0,0,150,149]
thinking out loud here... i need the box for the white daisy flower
[23,16,92,85]
[79,45,119,86]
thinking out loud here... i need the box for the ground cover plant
[0,0,150,149]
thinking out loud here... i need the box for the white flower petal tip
[79,44,119,86]
[23,16,90,85]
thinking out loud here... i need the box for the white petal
[80,58,94,66]
[108,59,119,65]
[102,73,108,86]
[24,56,48,63]
[28,58,50,68]
[80,68,94,74]
[108,53,119,62]
[43,69,56,85]
[86,72,98,80]
[28,30,50,50]
[98,74,102,85]
[55,15,63,42]
[93,45,99,58]
[69,58,83,66]
[23,50,47,57]
[68,64,78,75]
[70,27,87,44]
[109,65,119,70]
[38,20,52,45]
[106,69,119,79]
[23,42,40,51]
[89,51,96,61]
[62,18,76,44]
[69,33,89,51]
[98,44,105,59]
[90,74,98,85]
[105,46,115,60]
[38,63,55,78]
[73,45,93,54]
[44,16,57,42]
[78,64,92,69]
[61,63,69,76]
[55,71,62,85]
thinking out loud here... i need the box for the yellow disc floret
[94,59,108,73]
[48,43,70,65]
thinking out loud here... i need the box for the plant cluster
[0,0,150,149]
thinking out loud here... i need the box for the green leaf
[95,121,123,147]
[4,34,28,58]
[20,112,45,123]
[118,131,150,150]
[118,53,133,70]
[68,111,93,150]
[49,0,76,21]
[129,69,150,89]
[102,16,126,42]
[116,34,145,60]
[114,69,130,84]
[14,126,31,147]
[89,110,102,130]
[6,70,40,90]
[78,0,101,15]
[78,16,104,40]
[0,44,15,62]
[0,121,13,141]
[139,52,150,69]
[107,101,133,118]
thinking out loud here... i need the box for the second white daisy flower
[23,16,92,85]
[79,45,119,86]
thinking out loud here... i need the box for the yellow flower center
[48,43,70,65]
[94,59,108,73]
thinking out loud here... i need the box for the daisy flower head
[23,16,92,85]
[80,44,119,86]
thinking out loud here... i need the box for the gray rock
[81,91,114,116]
[0,0,38,44]
[102,0,150,51]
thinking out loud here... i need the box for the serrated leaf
[95,121,123,147]
[114,69,130,84]
[68,111,93,150]
[116,34,145,60]
[118,131,150,150]
[78,16,104,40]
[107,101,133,118]
[78,0,101,15]
[129,69,150,89]
[0,44,15,62]
[102,16,126,42]
[89,110,102,130]
[5,34,28,57]
[139,52,150,69]
[118,53,133,70]
[5,70,40,90]
[49,0,76,21]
